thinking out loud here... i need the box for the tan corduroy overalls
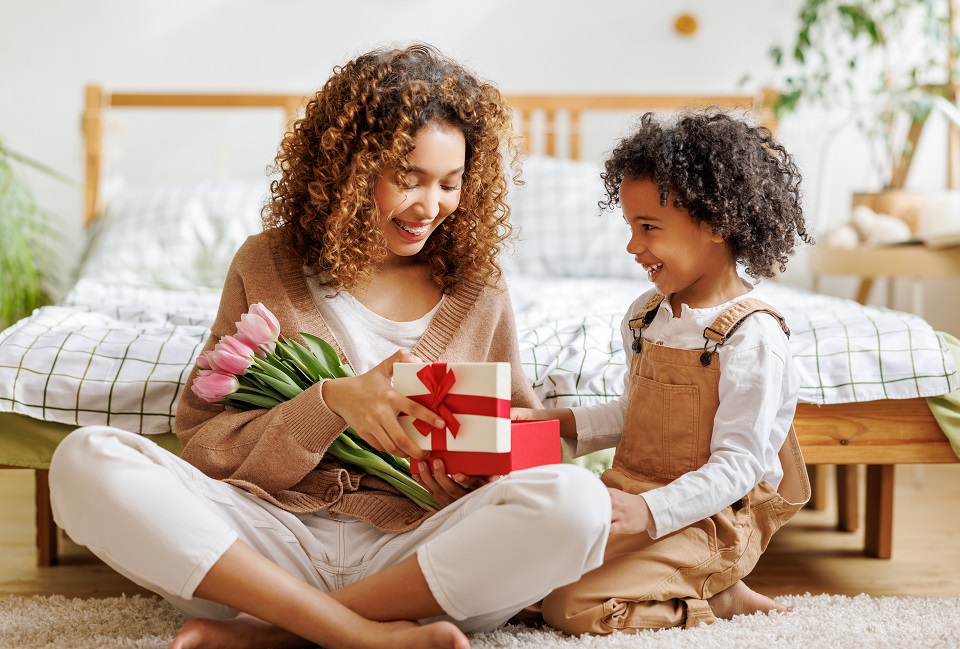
[542,295,811,634]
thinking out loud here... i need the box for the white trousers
[49,426,610,633]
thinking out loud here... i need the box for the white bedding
[1,274,956,436]
[508,273,959,409]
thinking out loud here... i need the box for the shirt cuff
[567,406,621,457]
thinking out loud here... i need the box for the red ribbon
[408,363,510,451]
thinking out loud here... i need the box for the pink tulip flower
[235,303,281,354]
[207,335,256,375]
[197,351,229,373]
[191,369,240,403]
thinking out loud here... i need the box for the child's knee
[541,585,611,636]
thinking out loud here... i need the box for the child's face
[373,121,465,263]
[620,176,737,309]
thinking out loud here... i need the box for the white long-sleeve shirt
[569,288,800,539]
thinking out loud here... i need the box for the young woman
[49,44,611,649]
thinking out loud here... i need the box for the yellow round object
[674,13,698,36]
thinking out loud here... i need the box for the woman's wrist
[319,378,344,418]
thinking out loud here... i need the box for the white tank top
[304,271,443,375]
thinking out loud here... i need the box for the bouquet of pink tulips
[192,303,439,511]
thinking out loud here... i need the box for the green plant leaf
[249,358,305,399]
[329,434,438,511]
[344,428,414,475]
[257,373,304,400]
[263,347,312,389]
[300,333,347,378]
[0,150,54,328]
[273,342,313,380]
[252,353,300,383]
[238,377,288,403]
[285,339,329,380]
[770,46,783,66]
[0,143,75,185]
[225,392,284,409]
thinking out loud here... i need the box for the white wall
[2,0,957,333]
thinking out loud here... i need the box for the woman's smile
[391,217,433,241]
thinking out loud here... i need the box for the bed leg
[864,464,894,559]
[835,464,859,532]
[805,464,829,510]
[35,469,59,566]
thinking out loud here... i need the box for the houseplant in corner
[0,141,69,328]
[768,0,959,237]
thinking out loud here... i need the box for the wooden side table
[810,244,960,310]
[808,243,960,538]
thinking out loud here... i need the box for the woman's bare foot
[169,615,307,649]
[707,581,791,620]
[168,613,469,649]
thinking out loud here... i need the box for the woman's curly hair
[600,110,812,279]
[263,43,519,292]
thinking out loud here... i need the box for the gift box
[409,420,561,476]
[394,361,561,475]
[394,362,512,453]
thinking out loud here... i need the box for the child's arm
[511,406,577,440]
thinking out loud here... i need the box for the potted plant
[0,142,69,329]
[766,0,959,236]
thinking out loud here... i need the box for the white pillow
[505,155,641,279]
[78,180,270,291]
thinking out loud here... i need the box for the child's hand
[510,406,536,420]
[608,488,654,536]
[321,350,441,461]
[512,406,577,441]
[415,458,499,508]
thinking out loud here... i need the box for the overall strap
[699,298,790,366]
[626,293,665,353]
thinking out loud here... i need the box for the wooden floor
[2,464,960,599]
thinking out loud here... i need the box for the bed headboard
[81,86,307,227]
[506,91,777,160]
[81,85,776,227]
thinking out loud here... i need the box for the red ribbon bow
[408,363,510,451]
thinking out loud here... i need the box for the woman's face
[373,121,466,263]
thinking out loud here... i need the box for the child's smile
[641,262,663,282]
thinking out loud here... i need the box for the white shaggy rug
[2,593,959,648]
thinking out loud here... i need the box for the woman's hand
[321,349,441,461]
[608,488,653,536]
[415,458,500,508]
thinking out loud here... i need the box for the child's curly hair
[263,43,518,292]
[600,110,811,279]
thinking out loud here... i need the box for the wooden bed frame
[8,86,957,567]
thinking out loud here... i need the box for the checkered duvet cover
[1,275,956,436]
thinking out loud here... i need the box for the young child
[48,44,612,649]
[514,110,813,634]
